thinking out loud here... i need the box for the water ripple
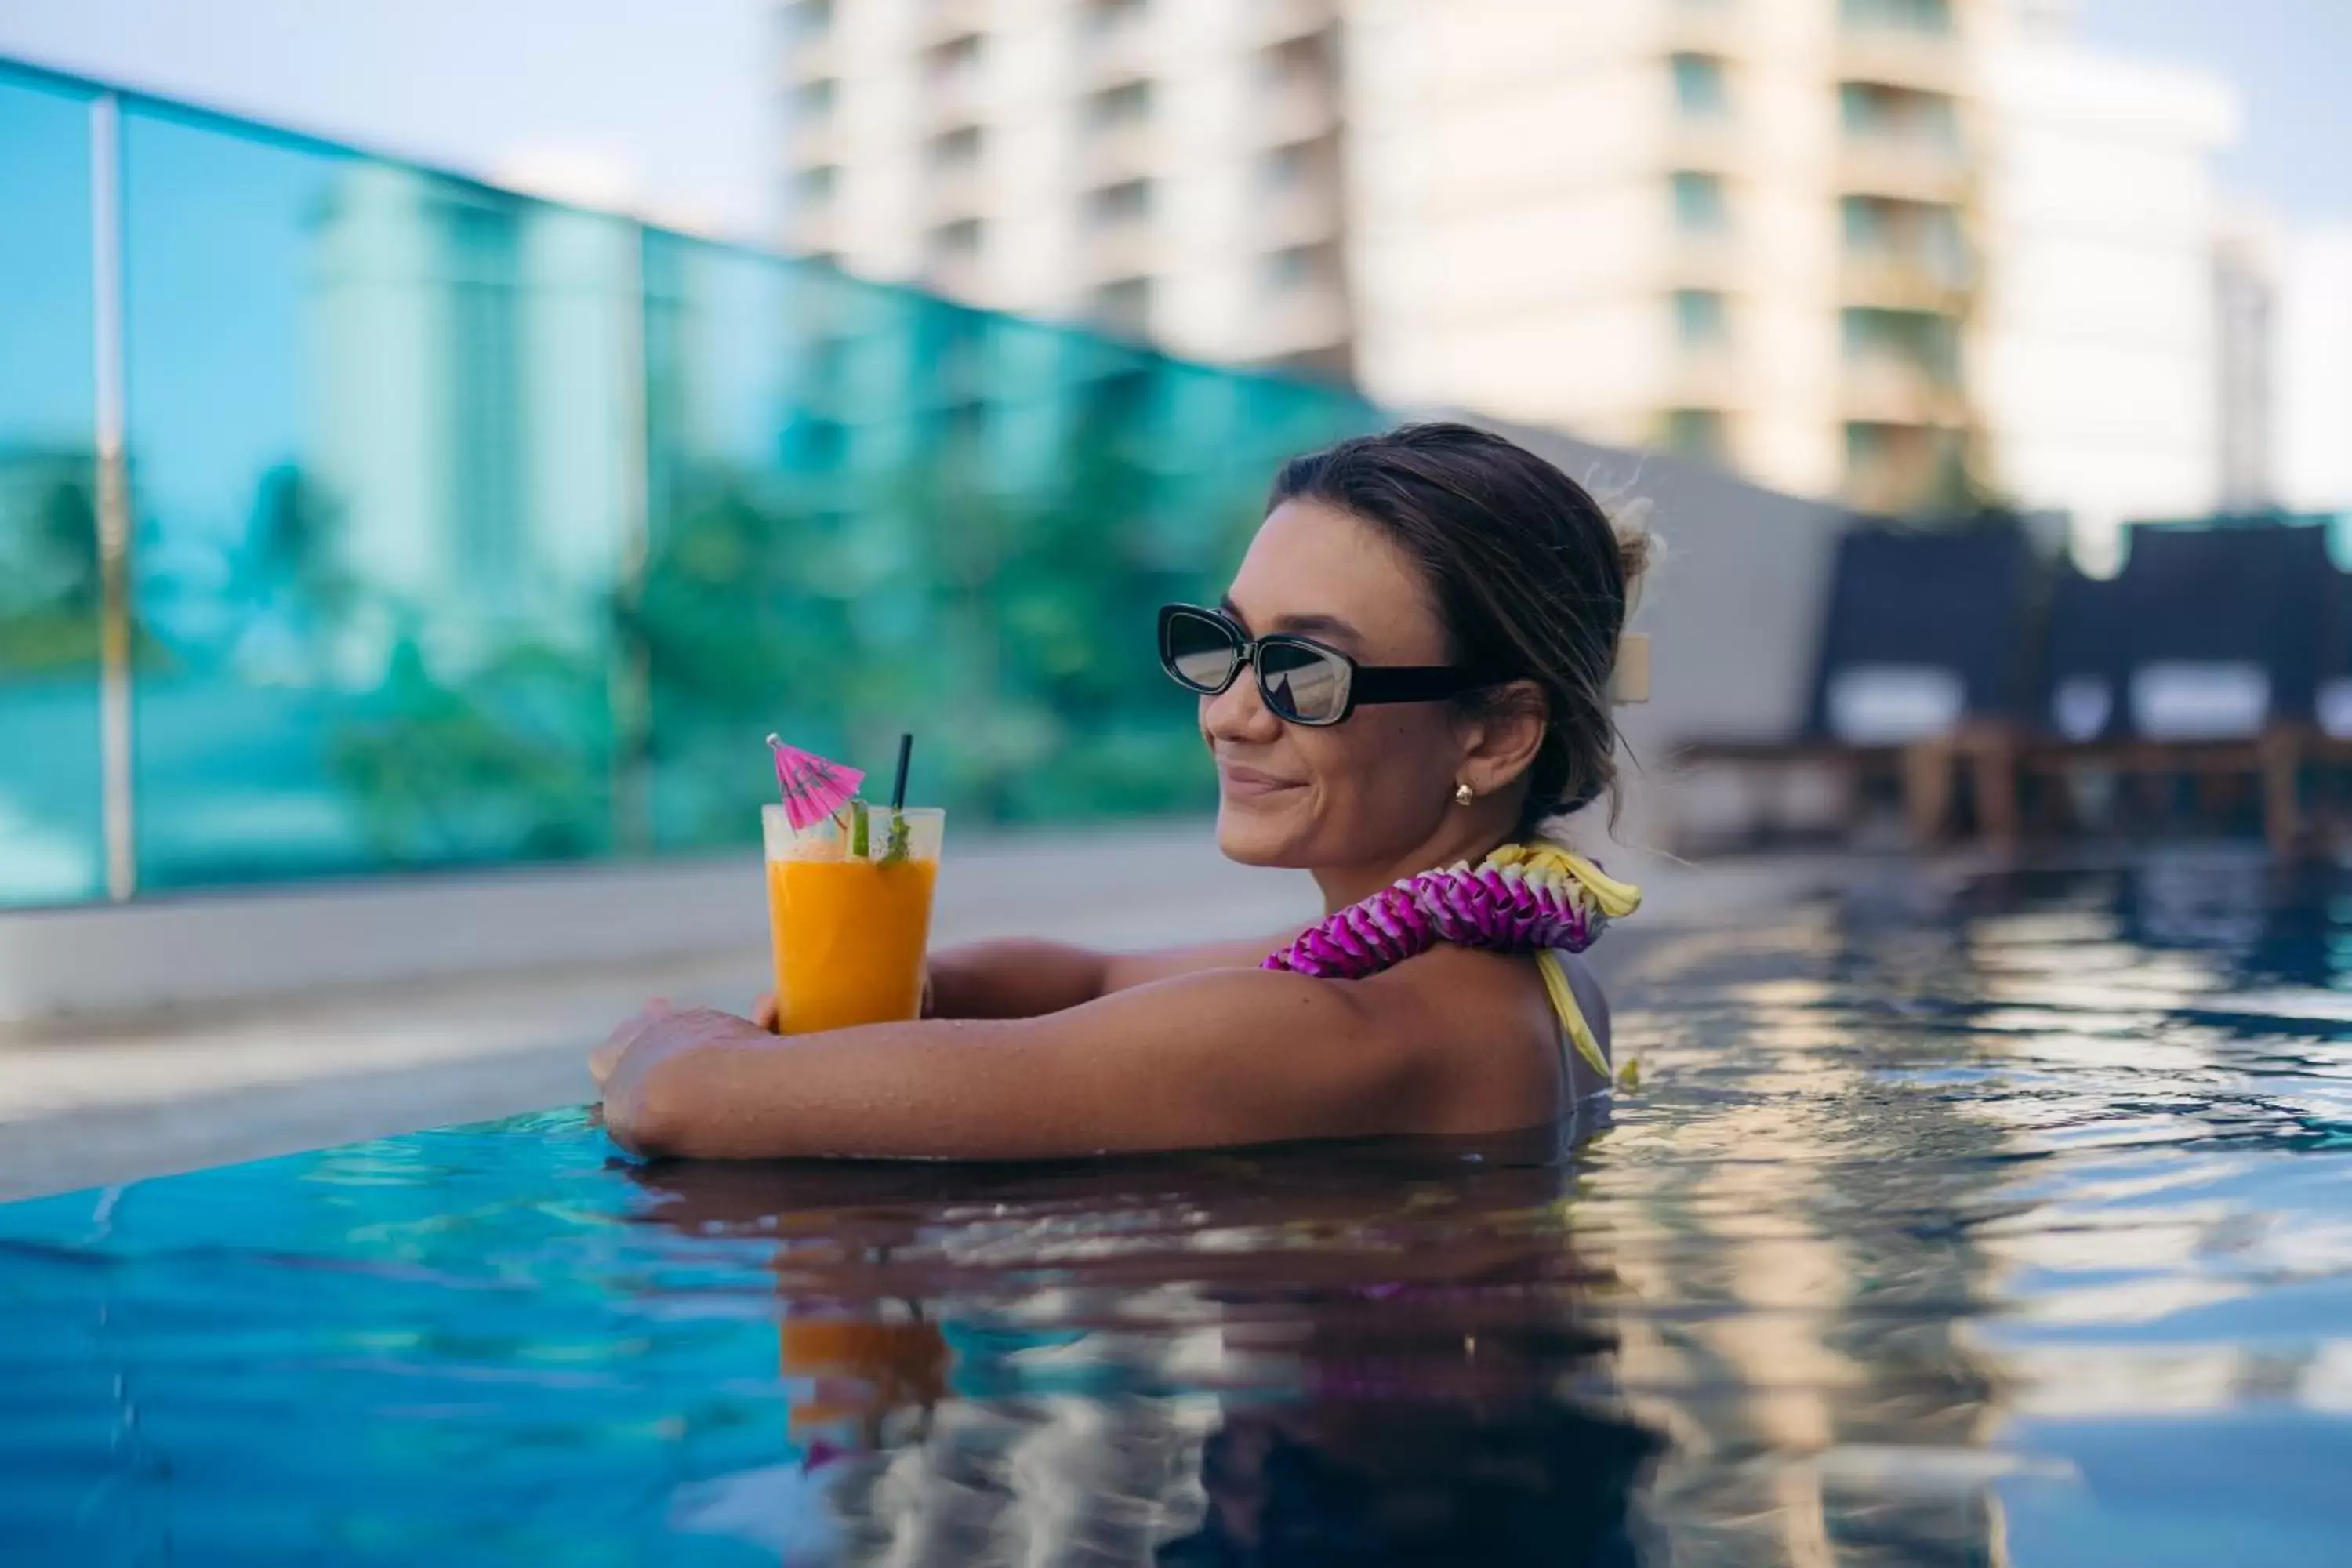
[6,854,2352,1563]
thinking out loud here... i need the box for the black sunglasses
[1157,603,1497,727]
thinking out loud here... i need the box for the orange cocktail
[762,804,944,1035]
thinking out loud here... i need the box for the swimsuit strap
[1261,842,1641,1082]
[1537,949,1610,1083]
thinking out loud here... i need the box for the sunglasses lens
[1258,640,1352,724]
[1163,610,1240,692]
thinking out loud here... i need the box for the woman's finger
[591,997,673,1090]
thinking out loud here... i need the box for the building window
[1675,289,1728,347]
[1269,344,1354,382]
[1263,33,1330,89]
[1093,276,1152,335]
[798,164,840,203]
[927,33,985,85]
[1263,245,1325,294]
[929,125,985,168]
[1671,54,1729,118]
[1845,420,1894,473]
[1841,0,1953,33]
[796,78,837,118]
[1841,194,1888,252]
[1661,408,1728,462]
[1089,177,1153,225]
[1845,423,1969,510]
[1842,307,1958,383]
[791,0,834,36]
[1091,365,1153,423]
[929,218,985,259]
[1087,79,1153,127]
[1084,0,1149,32]
[1842,196,1965,278]
[1920,205,1964,271]
[1261,140,1316,191]
[1671,171,1728,234]
[1839,82,1958,147]
[941,397,989,450]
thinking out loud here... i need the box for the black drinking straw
[889,732,913,811]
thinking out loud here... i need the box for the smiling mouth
[1218,764,1305,800]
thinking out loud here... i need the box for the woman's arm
[748,932,1294,1028]
[930,934,1293,1016]
[600,948,1551,1162]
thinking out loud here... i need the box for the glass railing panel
[119,103,637,887]
[0,65,104,908]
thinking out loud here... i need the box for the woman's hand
[593,999,775,1152]
[590,998,672,1091]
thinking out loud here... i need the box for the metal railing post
[90,92,136,902]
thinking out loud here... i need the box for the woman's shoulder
[1358,943,1570,1120]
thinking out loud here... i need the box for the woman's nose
[1202,669,1281,743]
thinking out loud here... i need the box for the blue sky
[0,0,2344,241]
[2079,0,2352,223]
[0,0,776,240]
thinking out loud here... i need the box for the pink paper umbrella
[767,735,866,832]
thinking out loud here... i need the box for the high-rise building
[782,0,1353,379]
[2214,212,2281,513]
[781,0,2236,534]
[1347,0,1984,510]
[2195,214,2352,523]
[1974,2,2238,562]
[2274,227,2352,517]
[308,163,636,668]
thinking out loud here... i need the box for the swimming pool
[6,848,2352,1564]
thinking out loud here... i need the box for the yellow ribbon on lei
[1483,841,1642,1087]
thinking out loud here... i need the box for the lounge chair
[1676,523,2038,848]
[1998,523,2332,853]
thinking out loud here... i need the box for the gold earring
[1454,782,1475,806]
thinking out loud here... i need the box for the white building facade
[1974,7,2238,565]
[783,0,1353,377]
[782,0,2241,534]
[2274,227,2352,518]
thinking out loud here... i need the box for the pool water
[8,850,2352,1564]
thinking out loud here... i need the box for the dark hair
[1269,422,1650,834]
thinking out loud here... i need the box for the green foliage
[629,338,1379,846]
[0,461,101,673]
[326,635,611,865]
[241,463,354,632]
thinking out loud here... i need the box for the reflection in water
[8,849,2352,1562]
[630,1138,1659,1565]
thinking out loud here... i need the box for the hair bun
[1595,491,1654,593]
[1614,526,1652,587]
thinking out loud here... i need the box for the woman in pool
[595,422,1650,1160]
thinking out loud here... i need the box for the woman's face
[1205,499,1475,869]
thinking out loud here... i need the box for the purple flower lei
[1261,844,1621,980]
